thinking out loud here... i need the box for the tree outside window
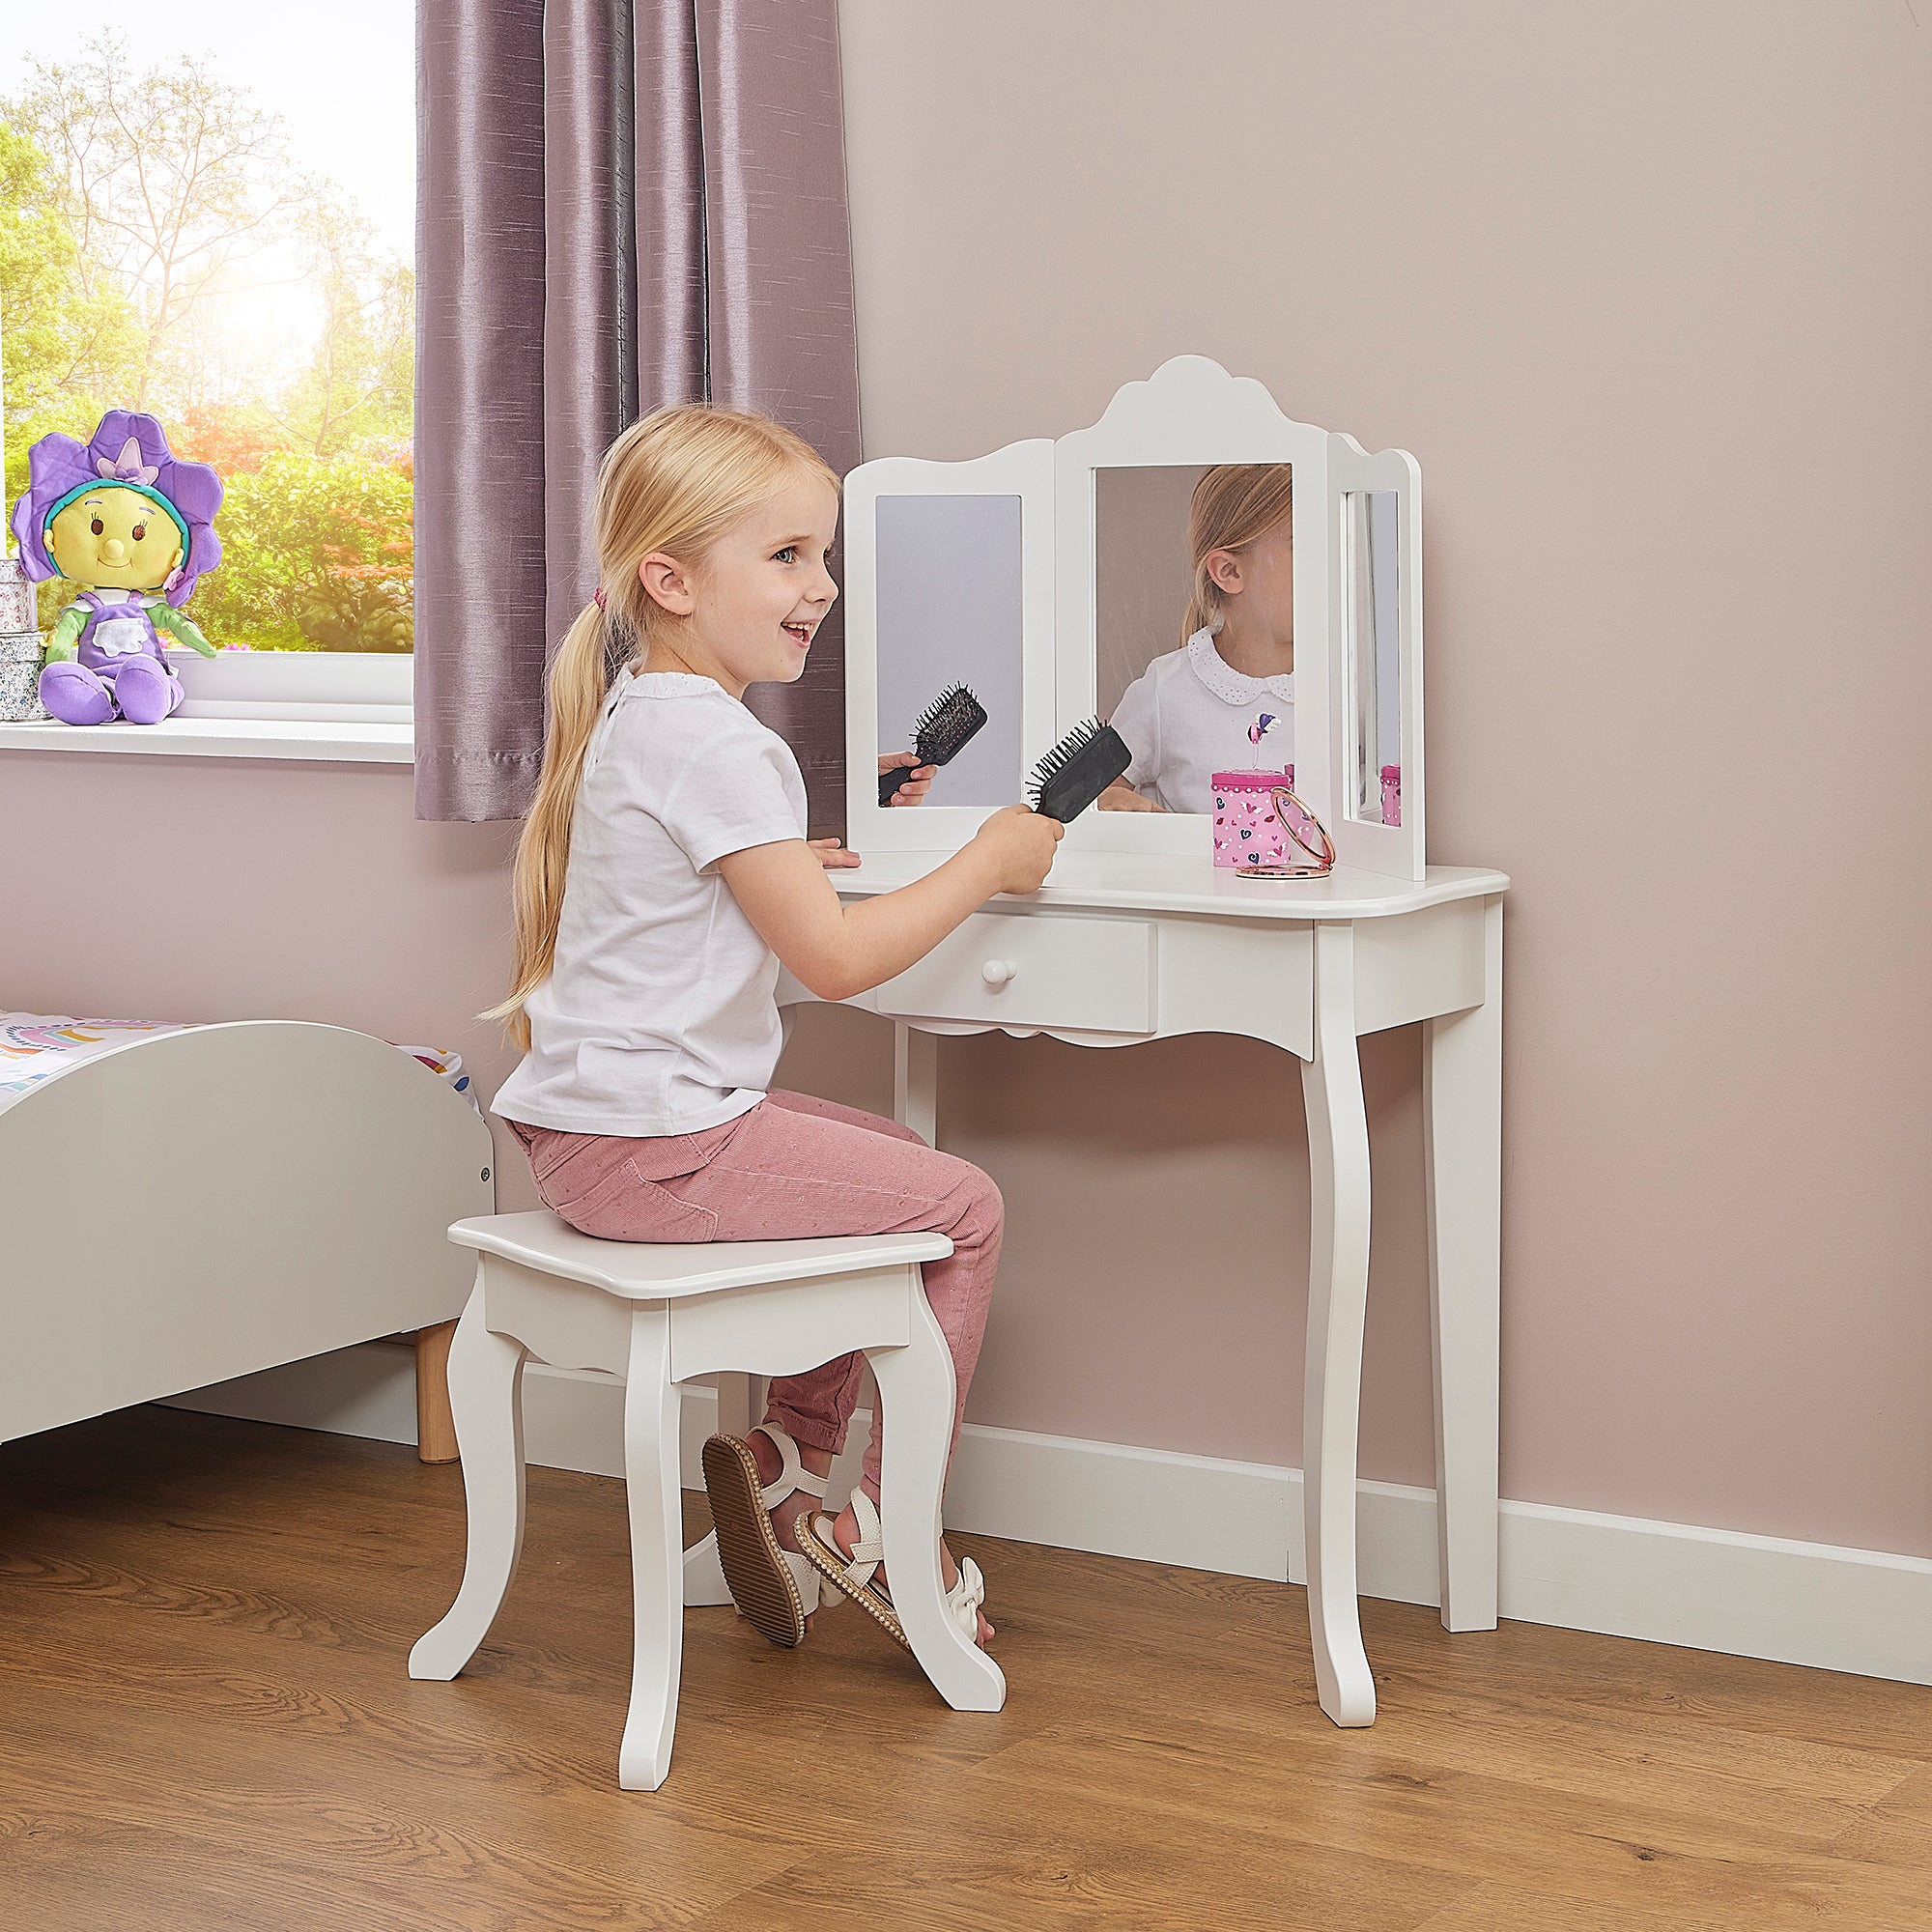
[0,27,413,653]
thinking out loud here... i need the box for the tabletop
[826,849,1510,923]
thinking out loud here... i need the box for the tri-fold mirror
[842,355,1425,881]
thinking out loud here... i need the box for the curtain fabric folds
[414,0,861,825]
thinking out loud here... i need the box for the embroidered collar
[630,671,723,696]
[1183,627,1294,705]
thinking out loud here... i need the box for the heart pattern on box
[1211,767,1296,868]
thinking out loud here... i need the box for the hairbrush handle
[880,685,987,805]
[879,761,923,806]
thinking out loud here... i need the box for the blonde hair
[1180,463,1294,650]
[489,403,838,1047]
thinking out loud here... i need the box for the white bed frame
[1,1020,495,1455]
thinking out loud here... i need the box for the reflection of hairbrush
[880,683,988,804]
[1027,719,1132,822]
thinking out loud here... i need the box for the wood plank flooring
[3,1407,1929,1929]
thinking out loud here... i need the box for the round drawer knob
[980,958,1017,987]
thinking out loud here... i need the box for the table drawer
[875,911,1154,1033]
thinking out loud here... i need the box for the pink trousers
[506,1092,1003,1503]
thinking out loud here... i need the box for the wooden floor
[3,1410,1930,1931]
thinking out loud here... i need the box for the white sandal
[794,1492,989,1652]
[699,1424,841,1648]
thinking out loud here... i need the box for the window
[1,11,414,689]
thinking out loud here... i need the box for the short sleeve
[660,722,808,874]
[1108,668,1161,792]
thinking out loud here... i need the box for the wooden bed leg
[415,1321,461,1463]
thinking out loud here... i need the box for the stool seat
[449,1209,954,1300]
[412,1209,1003,1790]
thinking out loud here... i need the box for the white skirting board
[161,1342,1932,1689]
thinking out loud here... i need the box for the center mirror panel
[1094,464,1202,721]
[873,494,1026,809]
[1094,462,1296,818]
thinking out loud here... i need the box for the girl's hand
[1097,779,1164,812]
[879,752,936,807]
[969,805,1064,895]
[809,837,863,870]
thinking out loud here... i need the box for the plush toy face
[44,485,185,591]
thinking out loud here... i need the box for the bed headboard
[0,1020,495,1441]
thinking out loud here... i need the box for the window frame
[0,7,421,756]
[167,646,412,724]
[0,643,413,762]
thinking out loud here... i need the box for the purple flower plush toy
[9,411,224,725]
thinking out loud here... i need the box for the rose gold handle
[1270,786,1336,873]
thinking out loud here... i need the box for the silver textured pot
[0,554,34,633]
[0,630,47,723]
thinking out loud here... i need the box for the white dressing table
[711,356,1506,1726]
[780,847,1504,1727]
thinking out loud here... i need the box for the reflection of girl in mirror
[1100,463,1294,814]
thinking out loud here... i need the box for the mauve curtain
[414,0,862,825]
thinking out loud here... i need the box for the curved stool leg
[618,1306,684,1791]
[868,1276,1006,1714]
[681,1371,753,1607]
[409,1290,529,1680]
[681,1532,733,1607]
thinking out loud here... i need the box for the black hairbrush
[1027,719,1132,822]
[880,683,988,804]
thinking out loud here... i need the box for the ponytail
[486,404,839,1047]
[485,599,628,1048]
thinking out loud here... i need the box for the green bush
[187,449,414,653]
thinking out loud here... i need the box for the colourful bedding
[0,1013,474,1118]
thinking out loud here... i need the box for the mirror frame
[1052,356,1331,861]
[840,358,1426,880]
[842,437,1058,851]
[1326,435,1425,879]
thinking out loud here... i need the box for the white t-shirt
[1108,628,1295,815]
[491,671,808,1136]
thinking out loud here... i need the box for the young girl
[489,404,1062,1654]
[1099,463,1295,815]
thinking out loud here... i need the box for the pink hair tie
[592,585,607,611]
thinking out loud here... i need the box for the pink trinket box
[1211,768,1294,867]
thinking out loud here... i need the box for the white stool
[408,1210,1005,1789]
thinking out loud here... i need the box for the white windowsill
[0,715,412,762]
[0,649,413,763]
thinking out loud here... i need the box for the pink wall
[6,758,521,1092]
[836,0,1932,1552]
[6,2,1928,1554]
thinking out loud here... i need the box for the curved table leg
[868,1273,1006,1714]
[1300,922,1377,1727]
[409,1286,528,1680]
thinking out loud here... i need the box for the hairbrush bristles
[1027,719,1133,822]
[914,683,983,751]
[1027,717,1101,792]
[880,683,989,804]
